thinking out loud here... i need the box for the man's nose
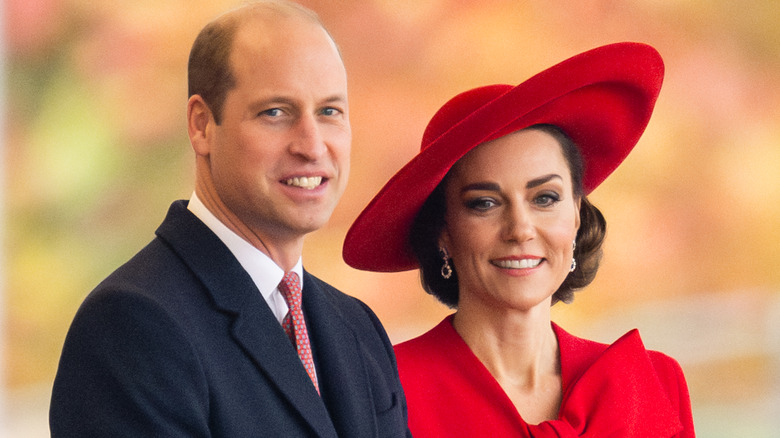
[289,114,327,160]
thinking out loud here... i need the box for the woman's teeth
[493,259,542,269]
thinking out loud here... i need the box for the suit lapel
[303,272,377,438]
[229,295,337,437]
[156,201,338,437]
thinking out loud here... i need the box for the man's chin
[289,210,335,235]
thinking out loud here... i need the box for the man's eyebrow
[320,94,347,106]
[248,96,295,110]
[249,94,347,109]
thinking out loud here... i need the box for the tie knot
[279,271,302,308]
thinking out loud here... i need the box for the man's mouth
[492,258,542,269]
[284,176,323,190]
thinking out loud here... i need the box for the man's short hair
[187,1,326,124]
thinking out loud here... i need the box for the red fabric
[279,272,319,394]
[394,316,695,437]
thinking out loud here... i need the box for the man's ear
[187,95,214,157]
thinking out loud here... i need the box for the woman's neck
[452,302,562,424]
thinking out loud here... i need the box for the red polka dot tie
[279,272,319,394]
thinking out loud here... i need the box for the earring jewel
[570,239,577,273]
[439,247,453,279]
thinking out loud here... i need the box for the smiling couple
[50,1,694,437]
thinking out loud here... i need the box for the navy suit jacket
[50,200,410,437]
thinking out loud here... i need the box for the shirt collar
[187,192,303,315]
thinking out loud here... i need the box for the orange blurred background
[4,0,780,436]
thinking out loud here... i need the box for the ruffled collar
[439,316,684,437]
[526,323,683,437]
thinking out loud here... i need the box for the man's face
[206,17,351,247]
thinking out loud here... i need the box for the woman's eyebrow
[526,174,562,189]
[460,182,500,193]
[459,174,563,193]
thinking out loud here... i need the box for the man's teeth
[494,259,542,269]
[285,176,323,190]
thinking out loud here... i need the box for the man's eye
[321,107,341,116]
[260,108,283,117]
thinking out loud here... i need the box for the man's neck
[191,186,304,272]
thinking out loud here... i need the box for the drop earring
[570,240,577,273]
[439,247,453,279]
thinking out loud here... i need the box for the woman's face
[440,128,580,313]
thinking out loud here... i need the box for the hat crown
[421,85,512,152]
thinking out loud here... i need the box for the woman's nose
[501,204,535,242]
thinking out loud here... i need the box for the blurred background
[4,0,780,436]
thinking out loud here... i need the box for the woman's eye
[534,192,560,207]
[466,198,497,211]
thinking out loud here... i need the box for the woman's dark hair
[409,124,606,308]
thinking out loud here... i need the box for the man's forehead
[230,15,334,61]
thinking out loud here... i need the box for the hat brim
[343,42,664,272]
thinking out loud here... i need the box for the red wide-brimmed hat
[343,42,664,272]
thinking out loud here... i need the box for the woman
[343,42,695,437]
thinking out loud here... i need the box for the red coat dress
[394,316,695,437]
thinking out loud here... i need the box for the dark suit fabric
[50,200,410,437]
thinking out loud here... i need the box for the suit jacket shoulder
[51,201,410,438]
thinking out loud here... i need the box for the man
[50,2,410,436]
